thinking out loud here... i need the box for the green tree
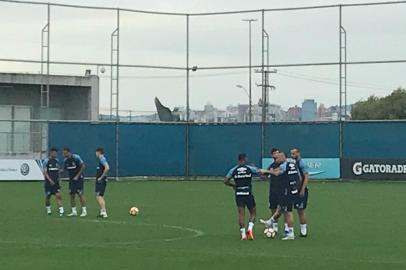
[352,88,406,120]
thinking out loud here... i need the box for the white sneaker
[282,234,295,240]
[259,218,272,228]
[67,212,77,217]
[80,212,87,217]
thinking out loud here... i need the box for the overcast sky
[0,0,405,114]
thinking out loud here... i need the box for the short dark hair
[238,153,247,161]
[271,148,280,154]
[291,147,300,152]
[63,147,70,152]
[96,147,105,154]
[49,147,58,152]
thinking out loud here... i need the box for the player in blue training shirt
[260,152,301,240]
[43,147,64,216]
[95,147,110,218]
[63,148,87,217]
[291,147,309,237]
[224,153,261,240]
[260,148,284,234]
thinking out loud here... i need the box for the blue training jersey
[64,154,84,179]
[96,155,109,178]
[226,164,259,196]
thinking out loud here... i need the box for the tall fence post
[115,8,120,180]
[185,14,190,179]
[261,10,266,160]
[338,5,344,167]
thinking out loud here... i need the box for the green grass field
[0,180,405,270]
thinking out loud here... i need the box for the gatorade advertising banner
[341,158,406,180]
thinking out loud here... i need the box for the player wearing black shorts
[291,148,309,237]
[43,147,64,216]
[264,148,284,233]
[63,148,87,217]
[260,152,301,240]
[225,153,260,240]
[95,147,110,218]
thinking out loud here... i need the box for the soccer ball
[129,207,139,216]
[264,228,276,239]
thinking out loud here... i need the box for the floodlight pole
[242,19,257,122]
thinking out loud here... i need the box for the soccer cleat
[259,218,272,228]
[97,213,108,219]
[300,233,307,238]
[246,230,254,240]
[282,234,295,241]
[67,212,77,217]
[80,212,87,217]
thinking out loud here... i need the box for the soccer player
[95,147,110,218]
[43,147,64,216]
[260,152,301,240]
[63,148,87,217]
[224,153,260,240]
[291,148,309,237]
[261,148,283,234]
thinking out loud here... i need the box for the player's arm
[248,165,263,176]
[224,176,235,188]
[43,171,55,185]
[260,168,281,176]
[299,161,309,196]
[73,155,85,180]
[97,158,110,181]
[224,167,236,188]
[263,163,287,176]
[42,160,55,185]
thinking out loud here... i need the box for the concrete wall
[0,73,99,120]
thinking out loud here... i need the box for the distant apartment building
[286,106,302,121]
[301,99,317,121]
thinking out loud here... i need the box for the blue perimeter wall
[48,121,406,177]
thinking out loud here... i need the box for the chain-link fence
[1,0,406,124]
[1,1,406,179]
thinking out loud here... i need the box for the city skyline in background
[100,97,352,123]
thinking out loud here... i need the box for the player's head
[271,148,280,159]
[276,152,287,163]
[49,147,58,158]
[96,147,104,157]
[238,153,248,164]
[62,147,71,158]
[290,147,301,160]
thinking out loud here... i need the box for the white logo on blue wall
[352,161,406,175]
[353,162,363,175]
[20,163,30,176]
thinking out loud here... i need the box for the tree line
[352,88,406,120]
